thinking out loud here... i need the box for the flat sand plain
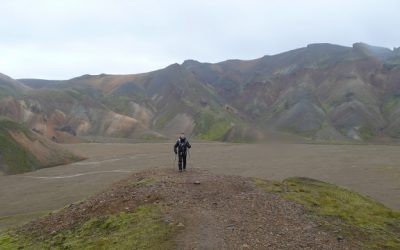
[1,142,399,231]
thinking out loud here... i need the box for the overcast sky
[1,0,400,79]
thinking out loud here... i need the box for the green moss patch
[0,205,176,250]
[255,177,400,249]
[194,109,234,141]
[198,120,232,141]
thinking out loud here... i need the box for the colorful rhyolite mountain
[2,42,400,142]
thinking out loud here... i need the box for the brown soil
[21,168,358,249]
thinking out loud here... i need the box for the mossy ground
[255,177,400,249]
[0,205,176,250]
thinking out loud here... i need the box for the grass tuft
[129,177,159,188]
[0,204,176,250]
[255,177,400,249]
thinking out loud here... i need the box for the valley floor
[1,142,400,231]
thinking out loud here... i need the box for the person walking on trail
[174,133,191,172]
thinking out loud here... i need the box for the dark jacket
[174,138,191,154]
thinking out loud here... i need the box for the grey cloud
[0,0,399,79]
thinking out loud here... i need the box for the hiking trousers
[178,152,187,170]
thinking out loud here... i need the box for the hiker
[174,133,191,172]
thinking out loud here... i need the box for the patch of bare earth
[20,169,359,249]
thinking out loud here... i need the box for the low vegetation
[197,119,232,140]
[194,109,235,140]
[1,168,398,248]
[0,205,176,250]
[255,177,400,249]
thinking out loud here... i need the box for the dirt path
[165,169,356,249]
[20,169,358,249]
[1,142,400,231]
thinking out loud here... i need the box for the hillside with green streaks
[0,118,84,175]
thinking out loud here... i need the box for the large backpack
[178,139,188,153]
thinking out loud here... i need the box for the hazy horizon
[1,0,399,79]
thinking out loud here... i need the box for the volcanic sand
[1,142,399,231]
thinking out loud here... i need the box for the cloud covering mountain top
[1,0,399,79]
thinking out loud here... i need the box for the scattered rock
[18,168,356,250]
[226,224,235,231]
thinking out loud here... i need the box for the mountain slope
[183,43,400,141]
[16,65,258,141]
[0,73,30,99]
[0,118,84,175]
[0,85,163,142]
[4,42,400,142]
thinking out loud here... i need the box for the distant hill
[0,73,30,99]
[0,83,163,142]
[0,118,84,175]
[2,42,400,142]
[18,78,63,89]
